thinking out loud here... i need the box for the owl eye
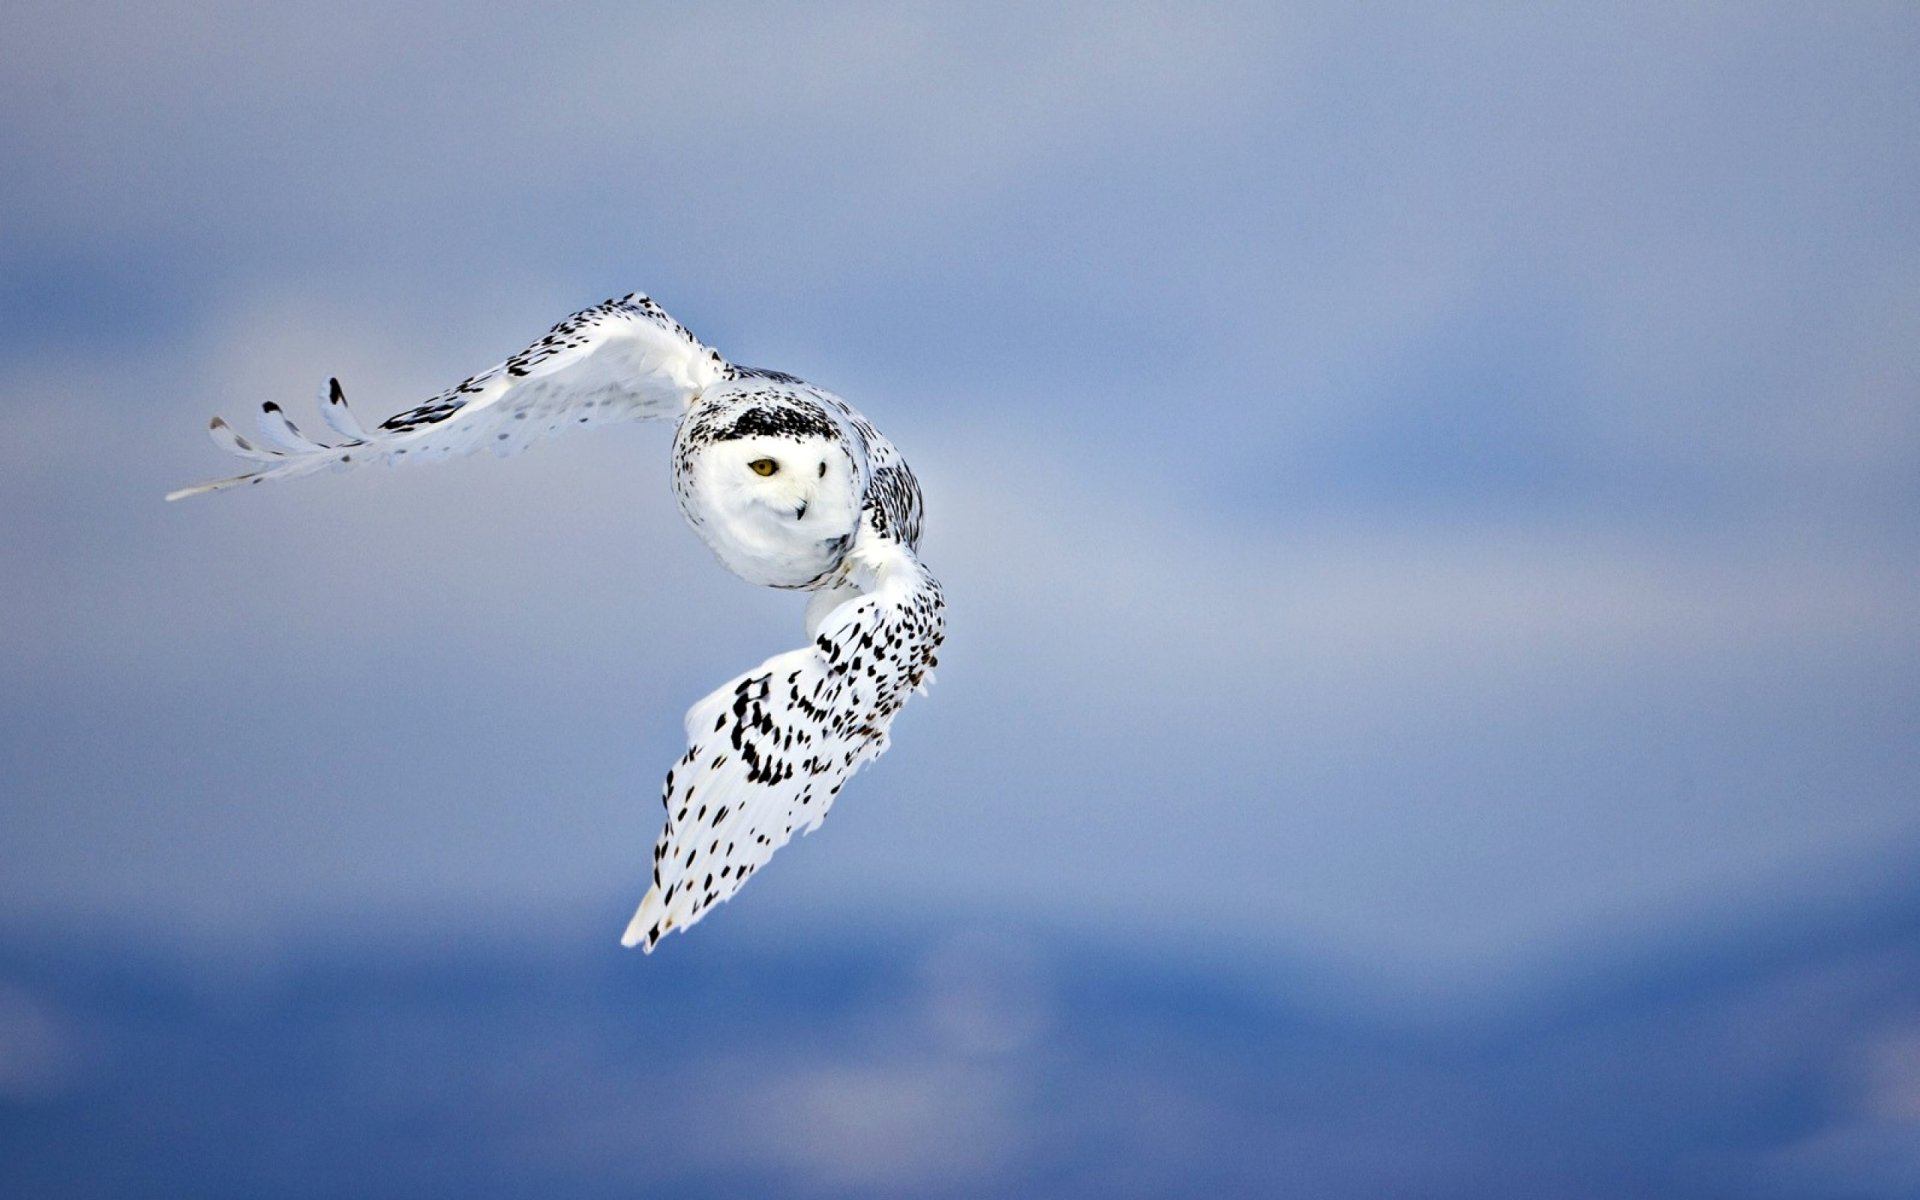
[749,458,779,477]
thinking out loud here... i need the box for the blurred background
[3,2,1918,1195]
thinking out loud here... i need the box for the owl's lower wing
[623,533,945,951]
[166,293,729,500]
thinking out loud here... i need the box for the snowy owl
[168,293,945,951]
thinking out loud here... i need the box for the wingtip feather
[621,890,670,951]
[256,401,327,454]
[319,377,371,442]
[208,415,284,462]
[165,472,262,501]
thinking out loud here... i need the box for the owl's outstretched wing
[166,293,729,501]
[622,526,945,951]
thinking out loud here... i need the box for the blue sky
[2,1,1917,1013]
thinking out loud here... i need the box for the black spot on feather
[717,405,837,443]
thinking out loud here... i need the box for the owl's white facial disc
[684,433,860,588]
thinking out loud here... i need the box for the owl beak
[794,500,809,520]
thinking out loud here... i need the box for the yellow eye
[749,458,779,477]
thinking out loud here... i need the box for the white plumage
[170,293,944,951]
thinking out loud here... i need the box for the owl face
[681,430,861,587]
[710,434,841,522]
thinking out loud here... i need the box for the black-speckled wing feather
[167,293,729,500]
[622,527,944,951]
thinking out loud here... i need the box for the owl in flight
[169,293,945,951]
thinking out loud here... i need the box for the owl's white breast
[686,489,855,588]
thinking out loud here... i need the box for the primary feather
[623,529,943,950]
[165,294,728,500]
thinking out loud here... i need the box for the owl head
[678,399,863,587]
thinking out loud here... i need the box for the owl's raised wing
[167,293,730,500]
[622,524,945,951]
